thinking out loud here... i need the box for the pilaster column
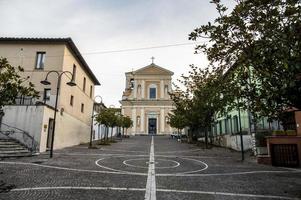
[133,80,137,99]
[160,108,165,133]
[131,107,136,135]
[141,80,145,99]
[140,107,144,133]
[160,80,164,99]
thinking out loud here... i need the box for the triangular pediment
[134,63,174,75]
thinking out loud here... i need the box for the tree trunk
[111,127,113,141]
[205,127,208,149]
[106,126,109,141]
[0,108,3,131]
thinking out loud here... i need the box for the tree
[116,114,124,138]
[0,57,38,114]
[106,108,118,141]
[122,116,133,136]
[168,112,187,139]
[95,108,112,141]
[189,0,301,120]
[171,65,228,146]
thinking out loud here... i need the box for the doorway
[148,118,157,135]
[46,118,54,149]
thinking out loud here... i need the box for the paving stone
[0,136,300,200]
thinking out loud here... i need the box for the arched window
[149,84,157,99]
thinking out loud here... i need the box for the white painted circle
[123,158,180,169]
[95,155,208,174]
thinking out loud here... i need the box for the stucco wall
[1,105,51,152]
[210,134,252,151]
[0,42,96,127]
[53,110,90,150]
[1,105,91,152]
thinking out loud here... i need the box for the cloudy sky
[0,0,235,106]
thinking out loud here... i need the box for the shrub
[286,130,297,136]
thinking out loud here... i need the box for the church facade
[120,62,175,135]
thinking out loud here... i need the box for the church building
[120,60,174,135]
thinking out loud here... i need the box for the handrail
[0,122,39,152]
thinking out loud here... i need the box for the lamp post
[41,70,76,158]
[89,95,103,148]
[237,98,244,161]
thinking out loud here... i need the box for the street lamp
[237,98,244,161]
[89,95,103,148]
[41,70,76,158]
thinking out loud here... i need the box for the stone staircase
[0,138,32,158]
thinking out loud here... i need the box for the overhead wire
[3,42,201,59]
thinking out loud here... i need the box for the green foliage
[168,112,187,130]
[170,65,229,131]
[189,0,301,120]
[95,108,118,127]
[272,130,286,136]
[286,130,297,136]
[0,57,38,110]
[122,116,133,129]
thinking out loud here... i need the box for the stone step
[0,147,27,151]
[0,138,33,158]
[0,144,23,147]
[0,152,32,158]
[0,149,30,154]
[0,141,20,145]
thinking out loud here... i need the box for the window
[83,77,86,92]
[233,116,239,133]
[137,116,140,126]
[149,88,156,99]
[72,64,76,81]
[81,103,84,113]
[43,89,51,101]
[70,95,74,106]
[35,52,46,69]
[224,118,228,134]
[90,85,93,98]
[219,121,223,135]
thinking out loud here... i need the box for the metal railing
[0,122,38,152]
[14,96,39,105]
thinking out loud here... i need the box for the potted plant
[272,130,286,136]
[286,130,297,136]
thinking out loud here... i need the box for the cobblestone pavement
[0,136,300,200]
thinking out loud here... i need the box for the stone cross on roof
[151,56,155,64]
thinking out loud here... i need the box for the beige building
[120,62,174,135]
[0,38,100,152]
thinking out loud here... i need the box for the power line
[82,42,198,55]
[3,42,200,59]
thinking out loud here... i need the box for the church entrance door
[148,118,157,135]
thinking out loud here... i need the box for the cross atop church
[151,56,155,64]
